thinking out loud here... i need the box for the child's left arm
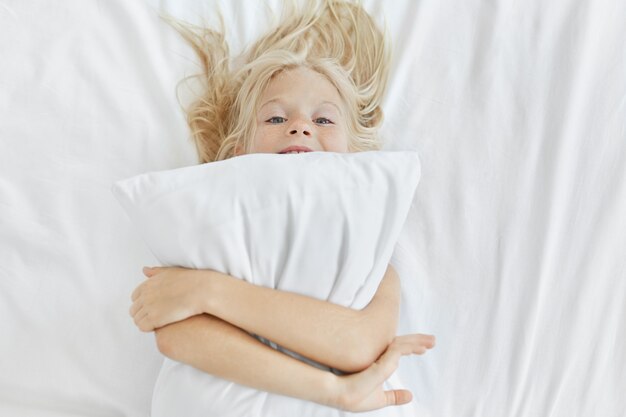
[130,264,400,373]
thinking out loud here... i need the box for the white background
[1,0,624,416]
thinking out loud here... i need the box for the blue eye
[266,116,286,124]
[315,117,333,125]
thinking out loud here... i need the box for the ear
[234,142,246,156]
[143,267,158,278]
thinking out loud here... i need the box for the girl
[129,0,435,412]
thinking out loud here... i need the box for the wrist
[317,372,344,409]
[192,269,222,315]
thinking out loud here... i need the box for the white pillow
[111,150,421,417]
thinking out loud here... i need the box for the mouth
[278,146,313,154]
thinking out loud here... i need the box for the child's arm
[133,264,400,373]
[205,265,400,372]
[155,313,336,406]
[155,313,435,412]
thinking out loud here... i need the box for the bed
[1,0,624,416]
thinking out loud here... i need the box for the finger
[374,338,430,377]
[131,284,142,301]
[391,334,436,353]
[384,389,413,406]
[134,310,154,332]
[417,334,436,349]
[396,338,428,355]
[129,302,142,317]
[428,334,436,348]
[384,337,424,357]
[138,320,154,332]
[392,333,434,346]
[131,305,145,322]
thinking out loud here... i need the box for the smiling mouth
[278,146,313,154]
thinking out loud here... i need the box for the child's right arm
[135,264,404,373]
[155,313,336,406]
[155,314,434,412]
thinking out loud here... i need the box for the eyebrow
[260,98,343,114]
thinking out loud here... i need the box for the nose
[288,117,311,136]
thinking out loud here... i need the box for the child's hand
[129,266,213,332]
[331,334,436,412]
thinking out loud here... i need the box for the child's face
[243,66,350,155]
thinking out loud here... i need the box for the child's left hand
[333,334,436,412]
[129,266,213,332]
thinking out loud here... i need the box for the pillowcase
[111,150,421,417]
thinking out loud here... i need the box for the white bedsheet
[1,0,624,416]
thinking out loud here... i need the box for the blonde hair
[164,0,391,163]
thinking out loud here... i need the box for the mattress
[1,0,624,416]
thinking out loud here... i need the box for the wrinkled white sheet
[1,0,624,416]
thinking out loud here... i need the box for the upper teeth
[284,151,305,154]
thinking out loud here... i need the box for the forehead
[261,66,342,103]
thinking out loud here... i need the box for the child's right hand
[330,334,436,413]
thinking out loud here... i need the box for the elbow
[338,333,394,373]
[339,352,376,374]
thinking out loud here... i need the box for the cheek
[251,126,279,152]
[321,128,350,152]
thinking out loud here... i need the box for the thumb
[384,389,413,406]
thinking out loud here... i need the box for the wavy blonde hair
[164,0,391,163]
